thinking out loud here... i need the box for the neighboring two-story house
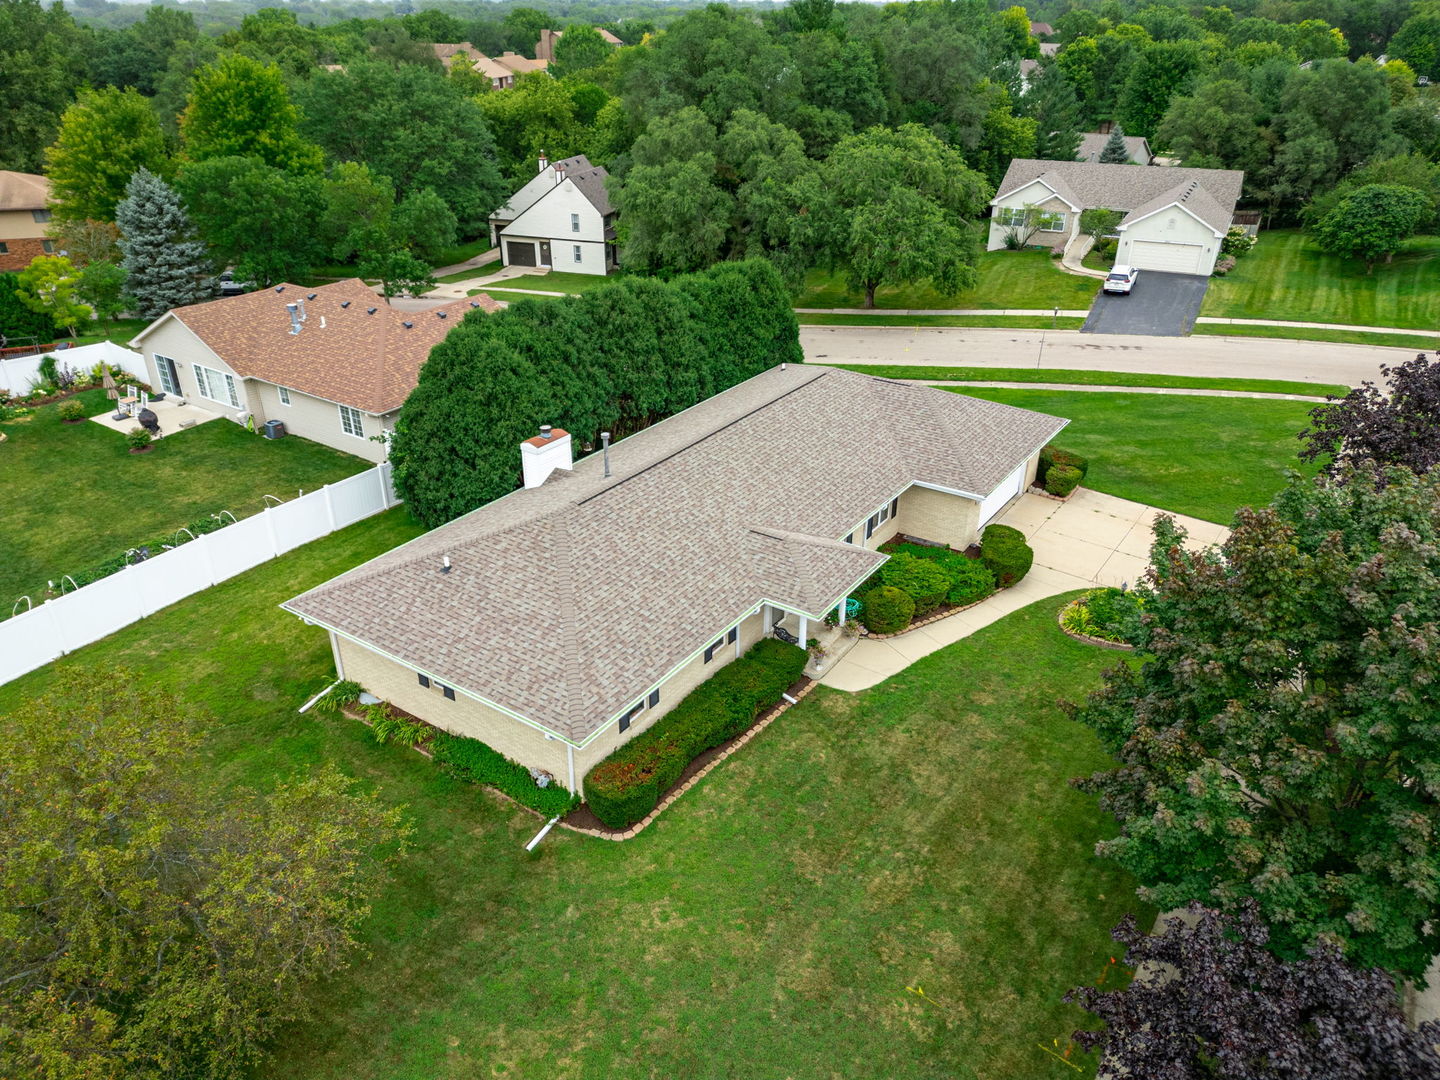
[0,171,54,273]
[488,154,617,276]
[129,279,502,462]
[282,365,1066,795]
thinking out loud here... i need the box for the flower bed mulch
[559,675,817,841]
[1056,600,1135,651]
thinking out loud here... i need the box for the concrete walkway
[795,307,1091,317]
[921,379,1332,402]
[430,247,499,279]
[426,264,569,301]
[1196,316,1437,338]
[819,489,1228,693]
[1061,233,1108,280]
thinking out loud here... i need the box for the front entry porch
[763,601,861,680]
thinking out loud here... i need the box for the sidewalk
[795,307,1091,317]
[921,380,1331,402]
[1195,316,1437,338]
[430,247,499,279]
[426,264,568,300]
[820,489,1228,693]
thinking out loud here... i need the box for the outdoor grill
[137,408,160,436]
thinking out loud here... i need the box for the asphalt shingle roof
[993,159,1244,233]
[283,366,1066,741]
[0,170,49,212]
[1074,133,1152,164]
[134,279,503,414]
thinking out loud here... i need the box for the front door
[540,241,551,267]
[156,354,181,395]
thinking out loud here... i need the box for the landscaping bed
[1059,587,1144,649]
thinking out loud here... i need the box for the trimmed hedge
[859,585,914,634]
[1038,444,1088,483]
[1045,464,1082,497]
[884,542,996,607]
[981,524,1034,587]
[431,731,580,816]
[585,639,807,829]
[879,553,951,616]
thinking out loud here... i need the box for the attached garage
[1128,240,1205,275]
[978,461,1029,526]
[505,241,537,267]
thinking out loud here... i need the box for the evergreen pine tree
[1098,126,1133,164]
[115,167,215,318]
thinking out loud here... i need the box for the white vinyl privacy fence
[0,341,149,397]
[0,463,400,687]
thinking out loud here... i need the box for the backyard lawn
[0,510,1150,1080]
[0,388,369,614]
[794,250,1100,311]
[951,388,1320,523]
[1201,228,1440,329]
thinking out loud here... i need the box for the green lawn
[0,389,369,614]
[794,250,1100,311]
[1201,228,1440,329]
[824,364,1347,398]
[800,313,1088,329]
[435,258,501,284]
[951,388,1319,523]
[1192,322,1435,351]
[0,509,1149,1080]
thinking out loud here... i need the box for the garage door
[506,241,536,267]
[979,462,1028,526]
[1130,240,1204,275]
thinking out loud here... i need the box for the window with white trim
[996,206,1066,232]
[278,386,291,406]
[573,244,582,263]
[338,404,364,438]
[865,501,892,539]
[32,209,52,223]
[570,212,580,233]
[154,354,181,395]
[192,363,239,407]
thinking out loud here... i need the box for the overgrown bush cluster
[390,259,802,527]
[1060,587,1145,645]
[858,541,1005,635]
[431,732,580,817]
[586,639,807,829]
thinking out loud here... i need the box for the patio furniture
[773,626,799,646]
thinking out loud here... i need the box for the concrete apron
[819,489,1229,693]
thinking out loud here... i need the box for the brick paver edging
[1056,599,1135,651]
[1026,483,1080,504]
[558,679,823,842]
[861,588,1006,640]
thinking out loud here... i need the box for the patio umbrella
[103,371,124,420]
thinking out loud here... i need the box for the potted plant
[58,399,86,423]
[127,426,154,453]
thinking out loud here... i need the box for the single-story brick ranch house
[987,159,1245,276]
[282,365,1067,795]
[129,279,502,462]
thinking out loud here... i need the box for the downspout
[567,742,576,797]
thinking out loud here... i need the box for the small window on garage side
[648,689,660,708]
[278,386,291,406]
[619,701,643,733]
[704,638,723,663]
[571,212,580,233]
[727,627,737,644]
[418,674,430,688]
[573,244,582,263]
[442,685,455,701]
[890,496,899,518]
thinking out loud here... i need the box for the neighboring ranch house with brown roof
[431,43,548,89]
[987,159,1245,276]
[129,279,502,462]
[488,153,617,276]
[282,365,1066,794]
[0,171,54,273]
[535,26,624,62]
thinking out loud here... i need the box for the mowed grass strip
[1192,322,1436,351]
[0,388,369,613]
[822,363,1348,398]
[0,510,1147,1080]
[1201,229,1440,329]
[795,250,1100,311]
[799,313,1088,329]
[949,387,1319,523]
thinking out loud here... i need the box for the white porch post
[837,598,847,628]
[798,614,808,645]
[762,603,772,634]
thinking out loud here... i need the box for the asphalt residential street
[799,325,1408,388]
[1082,272,1211,336]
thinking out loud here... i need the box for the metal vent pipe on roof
[539,424,553,440]
[601,430,611,478]
[286,302,301,334]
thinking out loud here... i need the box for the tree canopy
[44,86,170,222]
[1299,352,1440,476]
[180,52,324,173]
[1312,182,1431,270]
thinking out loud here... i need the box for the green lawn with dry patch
[0,510,1147,1079]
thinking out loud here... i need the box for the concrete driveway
[819,489,1228,692]
[1082,272,1210,337]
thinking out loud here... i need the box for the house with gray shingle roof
[488,153,617,276]
[987,158,1245,276]
[282,365,1067,794]
[1075,132,1154,165]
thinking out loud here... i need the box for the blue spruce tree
[116,168,215,317]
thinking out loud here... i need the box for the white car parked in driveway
[1103,265,1139,294]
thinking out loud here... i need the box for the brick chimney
[521,425,572,488]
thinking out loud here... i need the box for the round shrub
[1045,463,1082,497]
[879,553,951,616]
[126,426,153,451]
[1038,444,1089,482]
[981,524,1034,587]
[57,399,85,421]
[859,585,914,635]
[946,558,996,606]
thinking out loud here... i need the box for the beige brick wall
[897,485,981,550]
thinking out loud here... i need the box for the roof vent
[402,320,414,329]
[367,307,377,315]
[285,302,301,335]
[306,292,317,301]
[274,285,285,293]
[437,310,448,319]
[441,554,451,574]
[469,300,479,308]
[341,300,351,308]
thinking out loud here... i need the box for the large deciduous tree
[115,167,215,317]
[1154,79,1266,172]
[177,156,326,287]
[1068,903,1440,1079]
[1065,464,1440,978]
[1299,352,1440,476]
[1118,40,1206,138]
[180,53,324,174]
[0,671,410,1080]
[45,87,170,223]
[551,24,610,77]
[16,255,90,337]
[296,60,506,233]
[800,124,991,308]
[1312,182,1430,271]
[0,0,85,172]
